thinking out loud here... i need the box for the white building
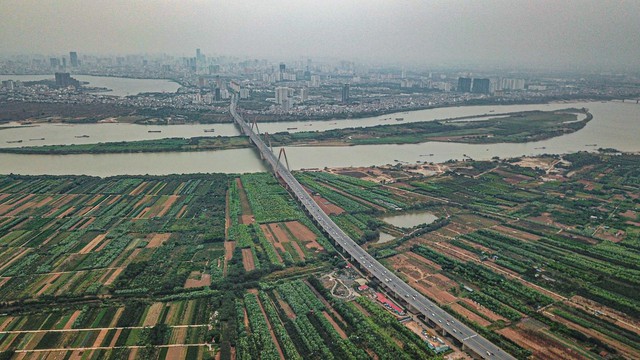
[275,87,291,104]
[299,87,309,102]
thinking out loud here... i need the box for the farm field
[340,151,639,360]
[1,151,639,359]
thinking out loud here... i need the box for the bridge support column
[440,328,447,337]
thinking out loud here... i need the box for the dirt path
[322,311,347,339]
[251,293,285,360]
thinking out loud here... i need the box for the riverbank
[0,109,591,155]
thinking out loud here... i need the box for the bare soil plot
[0,277,10,288]
[166,346,187,359]
[323,311,347,339]
[169,327,188,344]
[143,302,164,327]
[570,295,640,336]
[498,325,590,360]
[460,298,507,322]
[311,193,344,215]
[0,317,13,331]
[91,329,109,347]
[129,181,149,196]
[260,224,285,253]
[491,225,541,241]
[78,234,107,254]
[550,308,640,359]
[449,303,492,327]
[273,290,296,319]
[284,221,324,251]
[184,271,212,289]
[146,233,171,248]
[103,267,124,286]
[76,217,96,230]
[175,205,188,219]
[0,194,35,216]
[93,237,111,252]
[36,273,62,297]
[0,248,31,273]
[156,195,179,217]
[63,310,82,329]
[241,248,256,271]
[224,241,236,261]
[108,328,122,348]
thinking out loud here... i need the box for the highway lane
[230,97,515,360]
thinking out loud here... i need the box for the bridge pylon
[250,117,260,134]
[277,148,291,173]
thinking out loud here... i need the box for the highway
[230,97,515,360]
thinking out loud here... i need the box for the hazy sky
[1,0,639,70]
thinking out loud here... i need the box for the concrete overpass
[230,96,515,360]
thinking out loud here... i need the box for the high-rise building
[457,77,472,92]
[300,87,309,102]
[310,75,320,87]
[55,72,80,87]
[279,63,286,73]
[471,78,490,94]
[50,58,60,69]
[275,87,290,104]
[341,84,350,103]
[69,52,78,67]
[214,87,221,101]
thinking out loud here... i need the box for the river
[0,101,638,176]
[0,74,180,96]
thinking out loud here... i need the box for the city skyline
[1,0,639,71]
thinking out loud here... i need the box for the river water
[0,101,638,176]
[0,74,180,96]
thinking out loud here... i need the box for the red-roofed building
[357,285,369,292]
[375,292,405,315]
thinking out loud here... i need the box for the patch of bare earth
[78,234,107,254]
[146,233,171,248]
[143,302,164,327]
[449,303,491,327]
[166,346,187,359]
[242,248,256,271]
[63,310,82,329]
[156,195,179,217]
[284,221,323,251]
[184,271,212,288]
[498,326,589,360]
[323,311,347,339]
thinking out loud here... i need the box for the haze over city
[2,0,640,70]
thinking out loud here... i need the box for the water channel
[0,101,638,176]
[0,74,180,97]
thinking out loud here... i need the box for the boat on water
[6,140,22,143]
[395,117,404,121]
[534,146,546,150]
[585,144,598,147]
[29,138,45,141]
[75,135,90,138]
[148,130,162,133]
[287,127,298,130]
[203,129,215,133]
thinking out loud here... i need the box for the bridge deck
[230,97,515,360]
